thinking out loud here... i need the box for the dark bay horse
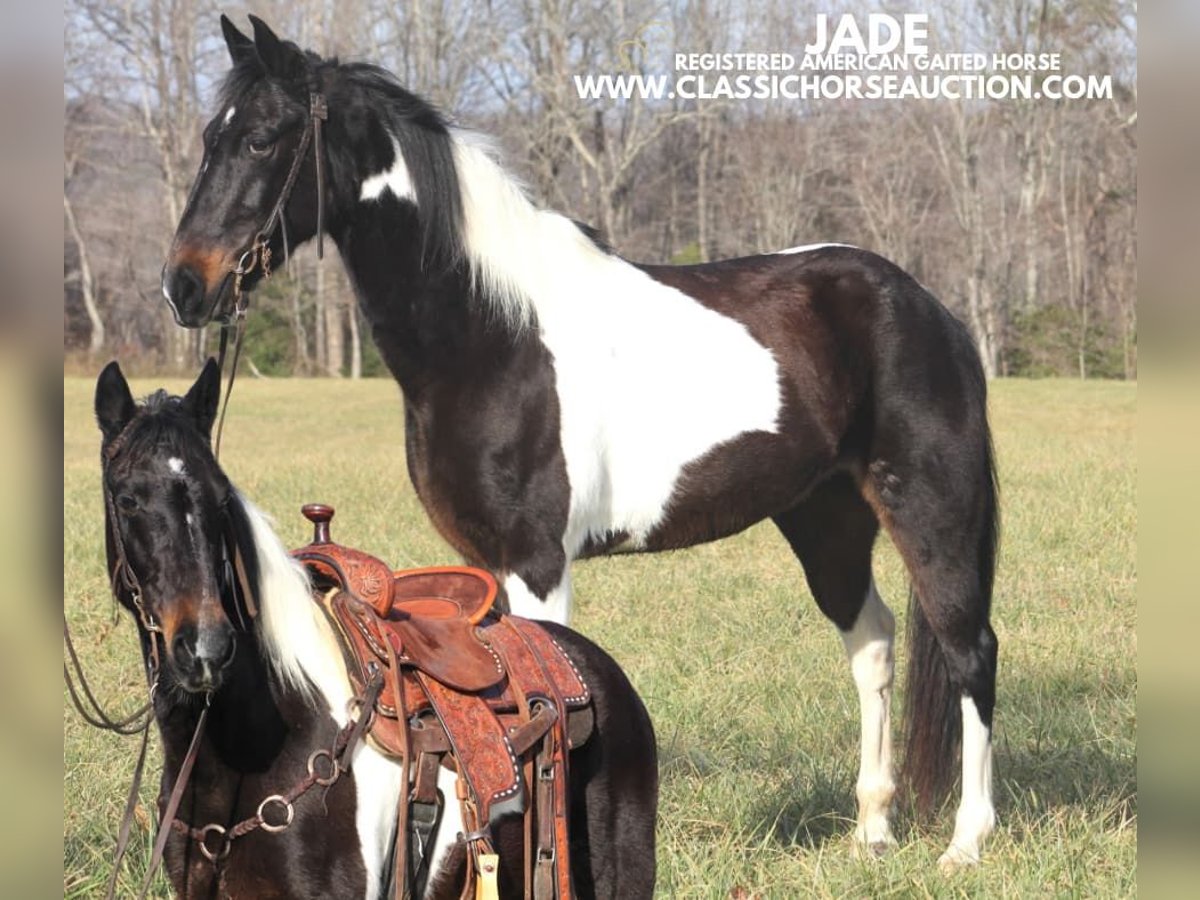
[162,15,999,867]
[92,359,657,897]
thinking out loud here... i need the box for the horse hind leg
[866,430,999,869]
[773,473,898,855]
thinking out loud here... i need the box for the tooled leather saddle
[292,505,591,900]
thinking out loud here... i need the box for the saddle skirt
[291,504,588,898]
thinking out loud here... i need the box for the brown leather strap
[138,703,209,898]
[507,625,574,899]
[103,718,152,900]
[386,634,413,900]
[62,617,152,734]
[212,300,247,460]
[532,726,557,900]
[311,92,328,260]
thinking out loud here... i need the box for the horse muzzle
[168,621,237,692]
[161,257,236,328]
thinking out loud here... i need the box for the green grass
[63,377,1136,897]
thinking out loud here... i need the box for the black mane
[338,63,465,271]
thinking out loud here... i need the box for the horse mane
[341,65,616,331]
[232,492,353,716]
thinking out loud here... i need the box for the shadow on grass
[661,664,1136,852]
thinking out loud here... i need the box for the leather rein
[213,88,329,458]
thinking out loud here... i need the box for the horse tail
[899,345,1000,815]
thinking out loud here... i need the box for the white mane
[236,493,353,719]
[450,130,615,331]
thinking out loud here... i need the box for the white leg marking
[503,569,572,625]
[840,579,897,853]
[939,695,996,870]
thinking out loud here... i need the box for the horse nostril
[168,265,205,313]
[173,632,195,664]
[216,632,237,671]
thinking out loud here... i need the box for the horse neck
[332,208,504,394]
[328,125,551,399]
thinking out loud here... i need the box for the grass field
[63,376,1136,898]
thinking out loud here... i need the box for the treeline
[65,0,1137,379]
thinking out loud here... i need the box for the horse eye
[247,137,275,157]
[116,494,138,513]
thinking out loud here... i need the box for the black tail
[901,425,1000,815]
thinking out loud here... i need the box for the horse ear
[248,15,308,82]
[182,357,222,439]
[220,14,256,66]
[95,361,136,444]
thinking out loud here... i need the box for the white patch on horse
[237,494,405,895]
[360,137,415,202]
[450,131,782,558]
[774,241,857,254]
[504,570,572,625]
[222,105,236,127]
[840,579,897,851]
[167,457,186,475]
[939,694,996,869]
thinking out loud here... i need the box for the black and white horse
[162,16,999,867]
[93,359,657,898]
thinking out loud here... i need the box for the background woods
[64,0,1137,379]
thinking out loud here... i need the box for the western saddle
[293,504,592,900]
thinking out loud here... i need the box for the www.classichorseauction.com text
[574,12,1113,103]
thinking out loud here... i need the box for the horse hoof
[937,845,981,873]
[868,841,892,859]
[853,834,896,860]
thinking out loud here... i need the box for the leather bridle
[213,88,329,458]
[66,421,260,898]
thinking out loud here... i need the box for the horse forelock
[234,493,353,718]
[104,394,198,474]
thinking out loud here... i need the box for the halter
[213,88,329,458]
